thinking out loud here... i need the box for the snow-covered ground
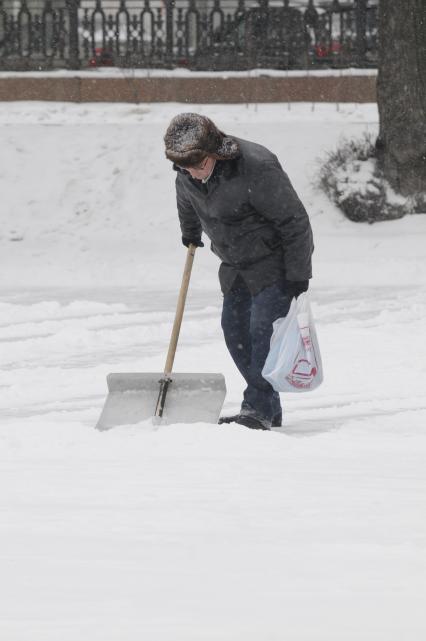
[0,67,378,78]
[1,102,425,641]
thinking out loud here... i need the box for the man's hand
[284,280,309,298]
[182,236,204,248]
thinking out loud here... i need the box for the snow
[334,157,379,199]
[1,101,426,641]
[0,67,378,79]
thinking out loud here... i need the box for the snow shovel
[96,244,226,430]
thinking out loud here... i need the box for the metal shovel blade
[96,372,227,431]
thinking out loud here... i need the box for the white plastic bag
[262,292,323,393]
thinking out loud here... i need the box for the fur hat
[164,113,240,167]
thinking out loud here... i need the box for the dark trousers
[221,275,292,422]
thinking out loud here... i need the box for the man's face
[183,156,216,180]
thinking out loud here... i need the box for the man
[164,113,313,430]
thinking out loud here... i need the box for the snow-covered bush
[318,134,422,223]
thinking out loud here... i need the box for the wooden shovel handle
[163,244,196,376]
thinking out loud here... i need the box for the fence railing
[0,0,378,71]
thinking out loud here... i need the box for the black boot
[272,411,282,427]
[235,414,271,431]
[219,411,282,427]
[218,413,241,425]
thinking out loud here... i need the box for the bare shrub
[318,134,423,224]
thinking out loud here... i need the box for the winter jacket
[174,137,314,294]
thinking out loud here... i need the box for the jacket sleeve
[249,159,314,281]
[176,176,203,240]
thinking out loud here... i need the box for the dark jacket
[174,137,314,294]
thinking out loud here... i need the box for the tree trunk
[376,0,426,197]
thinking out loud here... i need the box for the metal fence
[0,0,378,71]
